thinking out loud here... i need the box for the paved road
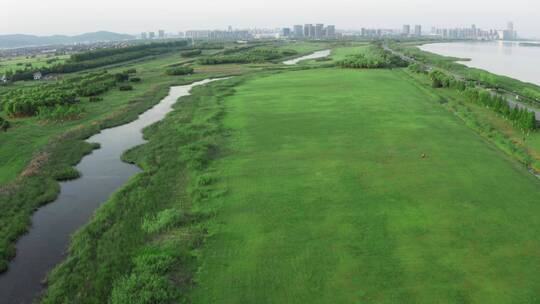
[384,45,540,121]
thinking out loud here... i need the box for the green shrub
[141,208,183,234]
[89,96,103,102]
[37,104,84,121]
[129,77,142,83]
[1,86,77,116]
[180,49,202,57]
[165,67,194,76]
[119,85,133,91]
[337,45,408,69]
[110,272,179,304]
[198,47,298,65]
[0,117,10,131]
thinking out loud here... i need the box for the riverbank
[0,79,223,303]
[420,41,540,86]
[41,75,248,303]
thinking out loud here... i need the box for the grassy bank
[42,76,247,303]
[0,48,243,272]
[190,68,540,303]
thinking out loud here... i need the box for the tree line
[2,41,190,82]
[424,68,537,131]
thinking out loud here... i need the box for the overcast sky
[1,0,539,38]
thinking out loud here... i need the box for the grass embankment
[403,67,540,172]
[0,50,245,272]
[42,76,245,303]
[393,42,540,103]
[189,68,540,303]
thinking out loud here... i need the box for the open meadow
[2,41,540,303]
[190,68,540,303]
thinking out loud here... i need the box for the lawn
[190,68,540,303]
[330,44,370,61]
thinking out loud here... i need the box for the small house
[0,75,7,84]
[33,71,42,81]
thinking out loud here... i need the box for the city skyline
[1,0,540,38]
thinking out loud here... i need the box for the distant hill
[0,31,135,48]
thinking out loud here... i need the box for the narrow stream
[0,78,218,303]
[283,49,331,65]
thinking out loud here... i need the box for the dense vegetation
[198,47,297,64]
[165,66,194,76]
[2,41,189,81]
[1,86,78,117]
[463,87,536,131]
[426,69,536,130]
[0,71,134,117]
[42,78,242,303]
[0,116,9,131]
[180,49,202,57]
[337,44,408,69]
[391,42,540,103]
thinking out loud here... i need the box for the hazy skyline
[2,0,539,38]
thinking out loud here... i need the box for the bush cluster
[197,47,298,65]
[119,85,133,91]
[180,49,202,57]
[165,66,193,76]
[1,86,78,116]
[337,45,408,69]
[37,104,84,121]
[0,117,10,131]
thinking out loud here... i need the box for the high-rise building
[309,24,316,38]
[158,30,165,38]
[141,32,148,39]
[326,25,336,37]
[507,21,515,40]
[403,25,411,36]
[304,24,312,37]
[149,31,155,39]
[414,25,422,36]
[315,24,324,38]
[293,25,304,38]
[282,28,291,37]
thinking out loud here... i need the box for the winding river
[283,49,331,65]
[0,78,218,303]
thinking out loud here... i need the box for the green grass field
[0,55,69,74]
[4,41,540,303]
[190,68,540,303]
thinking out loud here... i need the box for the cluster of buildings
[402,25,423,37]
[140,30,166,40]
[426,22,518,40]
[185,27,250,40]
[142,22,518,42]
[281,24,336,39]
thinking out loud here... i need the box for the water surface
[0,79,217,303]
[420,41,540,86]
[283,49,331,65]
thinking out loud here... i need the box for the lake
[420,41,540,86]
